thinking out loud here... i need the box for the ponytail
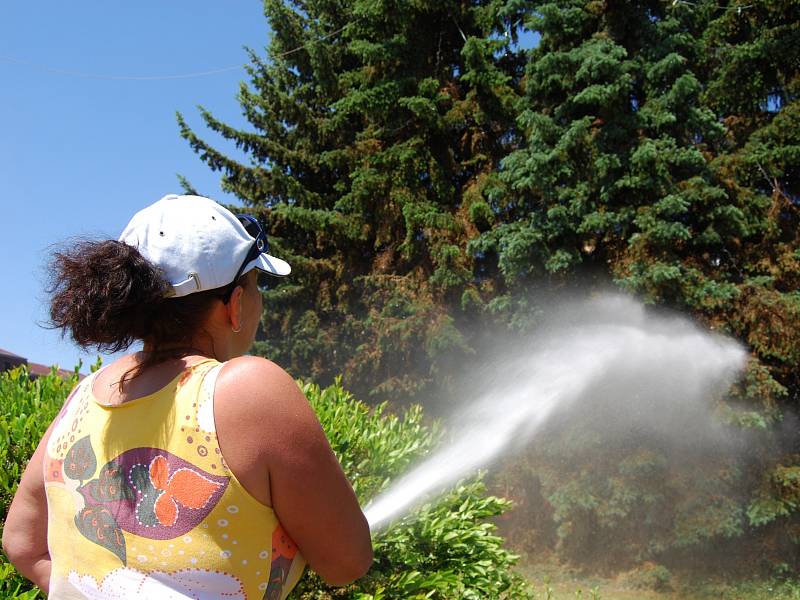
[48,240,169,352]
[48,239,223,386]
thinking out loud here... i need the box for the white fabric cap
[119,194,290,298]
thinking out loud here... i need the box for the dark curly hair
[47,239,244,388]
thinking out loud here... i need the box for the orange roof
[28,362,82,380]
[2,346,85,379]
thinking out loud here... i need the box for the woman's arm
[217,356,373,586]
[2,422,54,594]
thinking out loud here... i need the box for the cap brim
[244,252,291,277]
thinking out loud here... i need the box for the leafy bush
[623,562,673,592]
[295,379,530,599]
[0,368,528,599]
[1,364,83,599]
[491,431,758,572]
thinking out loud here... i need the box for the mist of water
[364,294,747,532]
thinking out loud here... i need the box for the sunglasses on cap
[220,214,272,303]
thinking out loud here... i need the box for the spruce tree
[179,0,520,402]
[700,0,800,555]
[475,0,799,566]
[474,0,744,313]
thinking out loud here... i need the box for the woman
[2,194,373,599]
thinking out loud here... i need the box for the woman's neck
[141,340,219,361]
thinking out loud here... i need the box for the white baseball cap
[119,194,291,298]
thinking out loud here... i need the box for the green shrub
[1,364,84,600]
[0,370,528,599]
[493,426,760,572]
[623,562,673,592]
[295,379,530,598]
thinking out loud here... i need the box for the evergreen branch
[452,16,467,43]
[671,0,754,11]
[755,160,794,206]
[176,174,200,196]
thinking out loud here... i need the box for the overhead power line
[0,56,244,81]
[0,22,350,81]
[672,0,754,12]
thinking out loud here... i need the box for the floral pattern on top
[62,436,229,564]
[131,455,225,529]
[264,524,299,600]
[67,566,246,600]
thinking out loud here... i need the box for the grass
[518,559,800,600]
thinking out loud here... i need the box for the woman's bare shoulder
[216,356,298,398]
[214,356,312,432]
[217,355,286,384]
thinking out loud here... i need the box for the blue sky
[1,3,265,371]
[0,5,538,373]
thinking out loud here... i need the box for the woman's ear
[227,284,246,333]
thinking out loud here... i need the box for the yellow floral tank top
[44,359,306,599]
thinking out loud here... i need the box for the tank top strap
[44,365,107,461]
[168,358,227,469]
[191,359,225,434]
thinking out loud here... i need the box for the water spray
[364,295,746,532]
